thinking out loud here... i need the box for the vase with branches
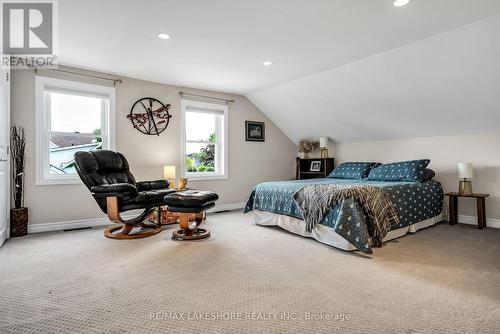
[298,139,319,158]
[10,125,28,237]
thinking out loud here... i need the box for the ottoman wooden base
[172,227,211,240]
[172,212,210,241]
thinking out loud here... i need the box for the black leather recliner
[74,150,175,239]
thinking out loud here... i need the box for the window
[35,76,115,185]
[181,100,228,180]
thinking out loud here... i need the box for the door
[0,69,10,247]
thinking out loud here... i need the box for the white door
[0,69,10,247]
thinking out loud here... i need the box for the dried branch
[10,125,26,208]
[298,139,319,154]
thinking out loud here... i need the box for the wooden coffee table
[149,206,196,225]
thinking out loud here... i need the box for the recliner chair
[74,150,175,239]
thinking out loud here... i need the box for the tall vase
[10,207,28,237]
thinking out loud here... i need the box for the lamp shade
[319,136,328,148]
[457,163,473,179]
[163,165,176,180]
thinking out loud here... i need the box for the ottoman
[164,190,219,240]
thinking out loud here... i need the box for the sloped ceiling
[247,13,500,143]
[58,1,500,143]
[60,0,500,93]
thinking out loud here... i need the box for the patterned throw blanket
[293,184,400,246]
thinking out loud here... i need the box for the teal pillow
[328,162,379,180]
[367,159,431,182]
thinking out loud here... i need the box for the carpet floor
[0,211,499,334]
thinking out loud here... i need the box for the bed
[244,162,445,254]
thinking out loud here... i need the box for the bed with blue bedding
[244,160,444,254]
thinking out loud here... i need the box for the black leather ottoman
[164,190,219,240]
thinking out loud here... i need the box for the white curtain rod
[34,68,122,85]
[179,91,235,103]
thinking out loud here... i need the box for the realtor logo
[2,1,53,54]
[1,0,57,68]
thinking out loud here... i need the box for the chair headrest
[74,150,136,189]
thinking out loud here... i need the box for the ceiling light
[393,0,410,7]
[157,33,171,40]
[262,60,273,66]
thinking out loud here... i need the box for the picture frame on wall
[245,121,265,142]
[310,161,321,172]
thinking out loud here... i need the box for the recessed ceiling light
[263,60,273,66]
[158,33,171,40]
[393,0,410,7]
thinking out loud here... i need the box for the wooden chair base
[103,197,163,239]
[172,228,211,240]
[104,224,162,240]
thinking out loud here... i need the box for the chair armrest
[91,183,138,198]
[136,180,170,192]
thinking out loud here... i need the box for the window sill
[36,177,83,186]
[185,173,228,181]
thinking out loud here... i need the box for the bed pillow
[367,159,431,182]
[328,162,379,180]
[423,168,436,181]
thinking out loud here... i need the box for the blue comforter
[244,178,443,253]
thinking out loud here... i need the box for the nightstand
[446,192,490,229]
[296,157,334,180]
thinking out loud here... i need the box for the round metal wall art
[128,97,172,136]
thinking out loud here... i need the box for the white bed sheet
[253,209,445,251]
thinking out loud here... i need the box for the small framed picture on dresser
[310,161,321,172]
[245,121,265,142]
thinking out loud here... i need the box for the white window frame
[181,99,228,181]
[35,76,116,185]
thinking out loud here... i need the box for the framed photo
[245,121,265,142]
[310,161,321,172]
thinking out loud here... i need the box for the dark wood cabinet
[296,157,334,180]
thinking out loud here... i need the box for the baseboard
[457,215,500,229]
[0,226,7,247]
[28,216,113,234]
[207,202,246,213]
[27,202,247,234]
[24,206,500,234]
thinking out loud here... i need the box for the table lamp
[319,136,329,158]
[163,165,176,189]
[457,162,473,196]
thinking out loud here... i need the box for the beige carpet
[0,211,499,334]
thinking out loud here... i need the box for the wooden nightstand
[296,157,334,180]
[446,192,490,229]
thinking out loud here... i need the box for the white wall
[333,133,500,220]
[10,67,297,225]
